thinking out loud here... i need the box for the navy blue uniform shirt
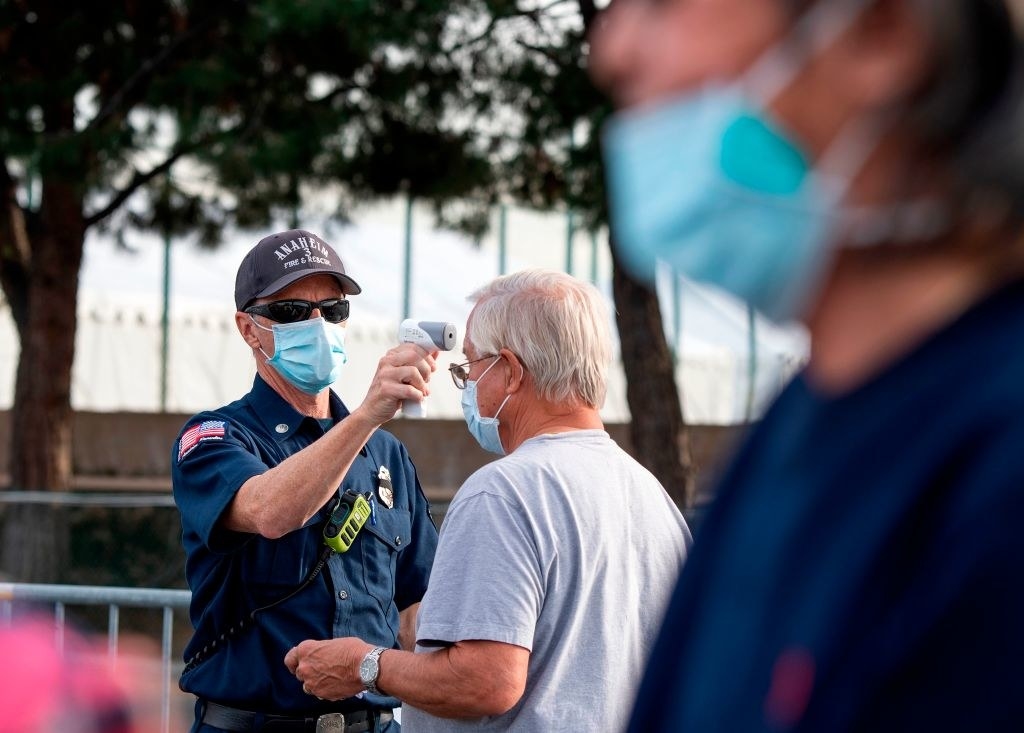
[631,281,1024,732]
[172,375,437,716]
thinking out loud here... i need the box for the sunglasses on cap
[245,298,350,324]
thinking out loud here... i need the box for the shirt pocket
[359,508,412,612]
[240,522,326,609]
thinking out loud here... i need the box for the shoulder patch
[177,420,226,462]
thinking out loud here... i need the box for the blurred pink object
[0,618,66,732]
[0,615,172,733]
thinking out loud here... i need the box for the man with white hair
[287,268,692,731]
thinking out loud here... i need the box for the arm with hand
[285,637,529,719]
[225,343,438,538]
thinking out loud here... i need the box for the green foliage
[1,0,607,244]
[432,0,611,227]
[4,1,695,565]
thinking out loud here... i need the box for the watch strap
[361,646,387,695]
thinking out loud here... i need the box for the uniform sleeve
[415,480,541,650]
[171,413,269,555]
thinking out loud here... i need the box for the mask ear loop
[737,0,890,202]
[743,0,875,106]
[493,359,527,421]
[249,314,272,332]
[741,0,950,246]
[248,314,275,361]
[815,110,955,248]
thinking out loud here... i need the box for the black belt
[201,700,394,732]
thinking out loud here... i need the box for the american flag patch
[177,420,226,462]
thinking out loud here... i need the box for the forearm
[377,644,525,719]
[286,637,528,717]
[226,344,436,537]
[226,410,379,536]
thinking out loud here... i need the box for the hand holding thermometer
[398,319,457,418]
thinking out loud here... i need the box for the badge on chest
[376,465,394,509]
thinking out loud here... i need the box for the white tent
[0,199,808,424]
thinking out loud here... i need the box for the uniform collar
[246,375,351,440]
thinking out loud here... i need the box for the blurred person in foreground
[285,269,692,731]
[172,229,439,732]
[0,616,179,732]
[590,0,1024,730]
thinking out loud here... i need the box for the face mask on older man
[461,356,511,456]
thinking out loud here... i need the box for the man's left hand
[285,638,374,701]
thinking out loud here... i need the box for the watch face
[360,656,378,684]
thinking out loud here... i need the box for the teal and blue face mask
[603,87,838,322]
[253,316,348,394]
[461,356,511,456]
[601,0,885,323]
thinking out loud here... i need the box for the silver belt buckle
[315,712,346,733]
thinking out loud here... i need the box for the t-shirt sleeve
[171,414,268,554]
[415,485,541,651]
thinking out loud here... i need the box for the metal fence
[0,582,191,733]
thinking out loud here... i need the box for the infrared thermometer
[398,319,457,418]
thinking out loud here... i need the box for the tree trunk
[610,247,696,509]
[0,178,85,582]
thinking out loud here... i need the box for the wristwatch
[359,646,387,695]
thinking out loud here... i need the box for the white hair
[468,269,612,408]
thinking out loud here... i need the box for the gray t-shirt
[402,430,692,732]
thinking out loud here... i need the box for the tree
[430,0,695,505]
[0,0,495,581]
[0,0,692,580]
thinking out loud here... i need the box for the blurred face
[591,0,934,160]
[589,0,790,110]
[590,0,943,321]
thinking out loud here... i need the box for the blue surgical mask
[461,357,511,456]
[601,0,884,322]
[253,316,348,394]
[603,88,839,321]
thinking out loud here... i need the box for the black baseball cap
[234,229,362,311]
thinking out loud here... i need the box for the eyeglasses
[245,298,350,324]
[448,355,497,390]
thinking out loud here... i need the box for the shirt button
[338,590,349,600]
[275,423,288,434]
[394,537,403,546]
